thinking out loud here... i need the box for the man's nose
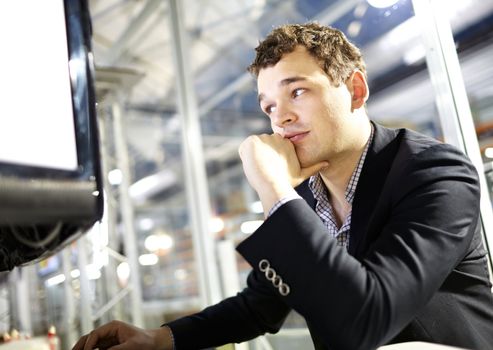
[272,102,297,127]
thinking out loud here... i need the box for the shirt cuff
[267,189,301,217]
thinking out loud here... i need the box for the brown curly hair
[248,23,366,86]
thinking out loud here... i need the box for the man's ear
[347,70,369,111]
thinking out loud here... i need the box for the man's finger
[72,334,88,350]
[82,322,120,350]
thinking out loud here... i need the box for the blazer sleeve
[236,143,481,350]
[166,265,291,349]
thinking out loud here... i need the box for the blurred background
[1,0,493,349]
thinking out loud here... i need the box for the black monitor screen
[0,0,103,270]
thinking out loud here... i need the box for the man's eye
[292,88,305,98]
[264,105,276,114]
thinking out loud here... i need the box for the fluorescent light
[117,262,130,281]
[484,148,493,159]
[403,45,426,65]
[209,217,225,233]
[139,253,159,266]
[240,220,264,234]
[108,169,123,185]
[174,268,188,280]
[250,201,263,214]
[66,266,100,280]
[129,169,177,203]
[85,264,101,280]
[139,218,155,231]
[144,233,174,252]
[45,274,65,287]
[367,0,399,9]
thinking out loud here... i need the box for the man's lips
[285,131,309,143]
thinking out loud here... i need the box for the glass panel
[452,0,493,259]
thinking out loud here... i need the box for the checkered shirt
[308,128,374,249]
[268,126,374,251]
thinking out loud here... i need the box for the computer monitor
[0,0,103,270]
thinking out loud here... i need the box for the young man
[73,23,493,350]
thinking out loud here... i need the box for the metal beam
[104,0,164,66]
[195,0,360,118]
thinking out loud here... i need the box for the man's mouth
[286,131,309,143]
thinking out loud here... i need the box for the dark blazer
[167,122,493,350]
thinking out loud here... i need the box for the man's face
[257,46,355,168]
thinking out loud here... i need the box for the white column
[167,0,223,306]
[11,267,32,334]
[62,248,77,348]
[413,0,493,273]
[112,99,144,327]
[77,238,94,334]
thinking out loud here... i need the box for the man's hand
[238,133,327,215]
[72,320,173,350]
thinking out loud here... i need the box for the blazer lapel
[349,122,400,257]
[295,179,316,209]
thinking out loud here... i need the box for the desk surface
[0,337,52,350]
[378,342,467,350]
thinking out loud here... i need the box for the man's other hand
[72,320,173,350]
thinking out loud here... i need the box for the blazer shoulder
[391,128,475,172]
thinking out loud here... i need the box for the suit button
[265,267,276,281]
[279,283,290,296]
[258,259,270,272]
[273,275,282,288]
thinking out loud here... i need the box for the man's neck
[319,160,355,227]
[318,119,372,223]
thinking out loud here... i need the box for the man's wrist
[267,190,301,217]
[259,185,297,217]
[150,326,174,350]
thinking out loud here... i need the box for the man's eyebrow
[257,76,307,103]
[280,76,307,86]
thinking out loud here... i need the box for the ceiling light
[353,2,368,18]
[367,0,399,9]
[348,21,362,37]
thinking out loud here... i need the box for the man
[73,23,493,350]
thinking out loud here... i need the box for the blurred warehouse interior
[1,0,493,349]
